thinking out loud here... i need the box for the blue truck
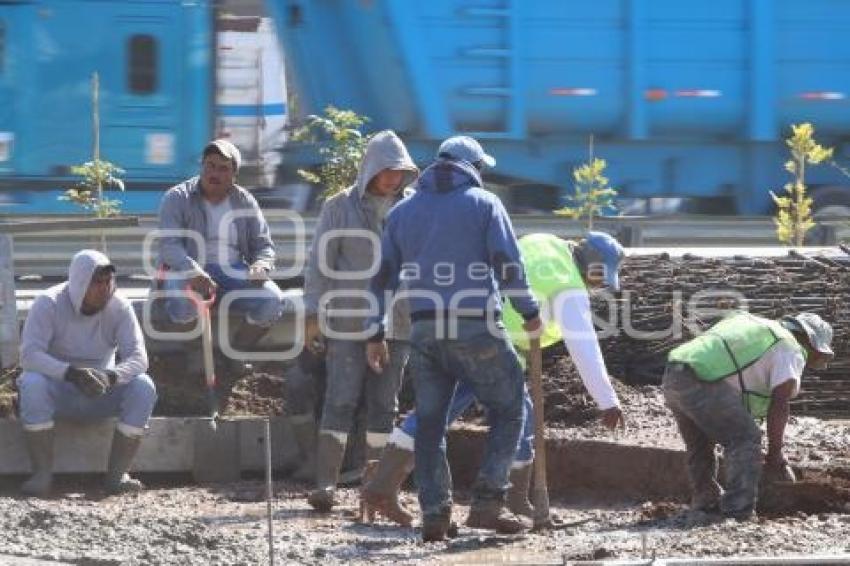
[267,0,850,215]
[0,0,288,214]
[2,0,850,215]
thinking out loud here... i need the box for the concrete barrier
[0,416,299,482]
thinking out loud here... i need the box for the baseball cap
[203,139,242,171]
[437,136,496,168]
[582,231,625,291]
[781,312,834,357]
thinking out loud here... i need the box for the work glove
[65,367,113,398]
[305,315,325,355]
[189,272,217,299]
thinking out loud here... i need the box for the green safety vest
[502,233,587,351]
[668,311,804,418]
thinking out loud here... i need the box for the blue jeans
[662,362,762,517]
[409,319,526,517]
[400,380,535,464]
[18,372,158,434]
[162,262,284,327]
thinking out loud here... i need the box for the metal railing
[3,213,848,279]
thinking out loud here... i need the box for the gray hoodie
[304,130,418,338]
[20,250,148,384]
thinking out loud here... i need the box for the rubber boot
[307,432,347,512]
[360,444,415,526]
[507,462,535,518]
[104,431,144,495]
[290,415,317,483]
[21,429,54,498]
[422,508,452,542]
[466,498,531,534]
[227,321,270,376]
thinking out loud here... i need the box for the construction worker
[663,310,834,520]
[361,232,626,527]
[366,135,542,541]
[18,250,157,497]
[155,138,285,374]
[303,131,419,511]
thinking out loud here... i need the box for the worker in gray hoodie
[18,250,157,497]
[303,130,419,512]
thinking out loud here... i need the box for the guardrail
[3,213,848,279]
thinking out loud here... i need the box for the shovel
[187,287,219,431]
[528,337,553,529]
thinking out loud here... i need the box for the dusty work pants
[662,362,762,517]
[18,372,158,437]
[319,339,409,435]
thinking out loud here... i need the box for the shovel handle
[528,337,550,525]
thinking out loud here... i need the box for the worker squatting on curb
[18,250,158,497]
[155,139,286,375]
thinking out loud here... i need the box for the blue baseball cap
[437,136,496,168]
[583,231,625,291]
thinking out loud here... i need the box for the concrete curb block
[0,417,299,481]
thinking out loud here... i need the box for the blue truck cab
[0,0,212,213]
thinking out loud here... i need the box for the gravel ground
[0,479,849,565]
[1,351,848,564]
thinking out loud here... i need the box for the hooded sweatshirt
[368,158,539,334]
[20,250,148,384]
[304,130,418,338]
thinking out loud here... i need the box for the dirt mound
[149,354,285,417]
[760,467,850,516]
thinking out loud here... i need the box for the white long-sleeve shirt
[20,251,148,385]
[553,289,620,410]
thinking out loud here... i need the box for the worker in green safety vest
[663,310,834,521]
[361,232,626,526]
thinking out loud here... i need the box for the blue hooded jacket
[368,158,538,337]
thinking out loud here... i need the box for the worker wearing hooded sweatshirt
[361,232,626,527]
[18,250,157,497]
[365,136,541,541]
[663,310,834,521]
[303,130,419,512]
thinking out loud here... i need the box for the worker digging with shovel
[362,230,627,534]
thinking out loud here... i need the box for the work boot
[21,429,55,498]
[226,321,270,376]
[104,431,144,495]
[466,499,531,534]
[289,415,317,483]
[507,463,535,519]
[360,444,415,526]
[422,508,453,543]
[307,432,347,512]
